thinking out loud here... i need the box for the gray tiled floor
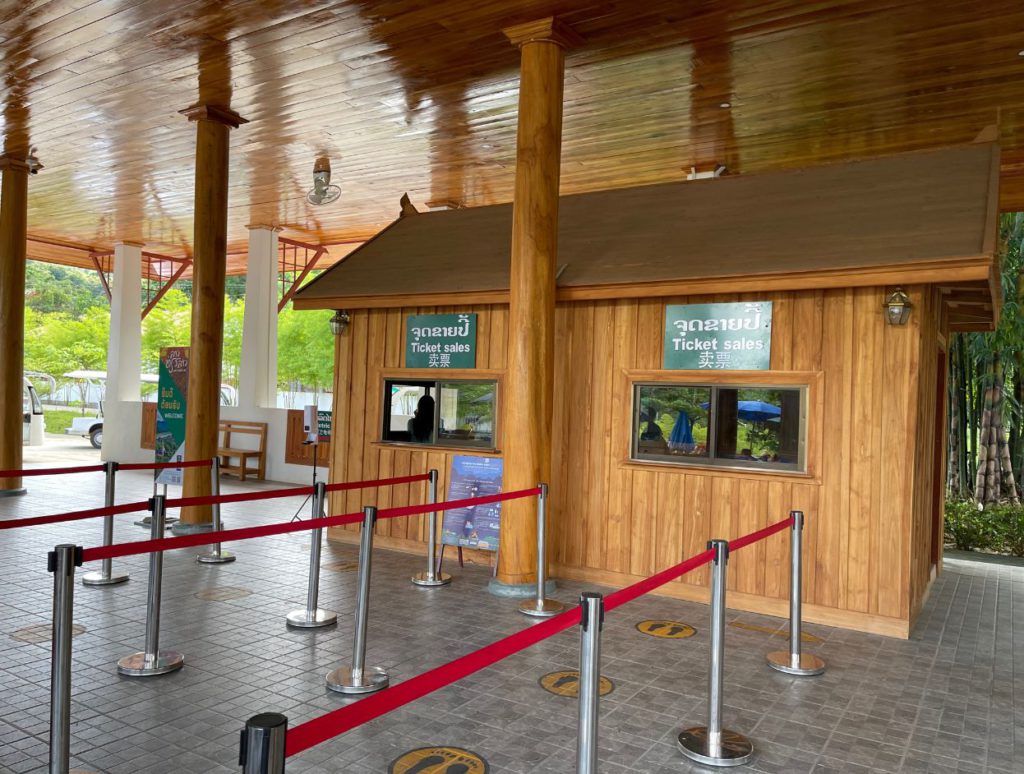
[1,467,1021,773]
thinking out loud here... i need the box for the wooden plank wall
[327,286,938,636]
[327,304,509,560]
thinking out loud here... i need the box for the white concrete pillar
[102,241,143,462]
[239,226,279,409]
[108,242,143,401]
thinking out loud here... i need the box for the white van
[23,378,44,446]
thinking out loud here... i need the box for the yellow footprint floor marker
[389,746,489,774]
[539,669,614,697]
[635,619,697,639]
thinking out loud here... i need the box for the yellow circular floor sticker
[389,746,488,773]
[636,620,696,639]
[539,670,614,697]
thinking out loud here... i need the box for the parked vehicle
[23,378,44,446]
[63,370,237,449]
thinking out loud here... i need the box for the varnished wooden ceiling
[4,0,1024,272]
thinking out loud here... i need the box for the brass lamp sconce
[883,288,912,326]
[329,309,350,336]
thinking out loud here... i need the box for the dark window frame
[630,382,807,473]
[381,378,498,450]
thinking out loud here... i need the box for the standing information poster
[441,455,503,551]
[663,301,773,370]
[155,346,189,486]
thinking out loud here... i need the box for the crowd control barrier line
[727,515,793,553]
[0,463,106,478]
[324,472,430,493]
[117,458,213,472]
[79,487,545,563]
[0,500,150,531]
[164,485,314,510]
[283,543,717,758]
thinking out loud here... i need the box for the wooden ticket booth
[294,142,1000,638]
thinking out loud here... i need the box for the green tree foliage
[140,288,191,372]
[25,262,106,316]
[277,307,334,394]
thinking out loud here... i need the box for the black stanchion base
[0,488,27,498]
[677,727,753,767]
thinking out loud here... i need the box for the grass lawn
[43,408,87,435]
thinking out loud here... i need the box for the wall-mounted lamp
[329,309,350,336]
[883,288,912,326]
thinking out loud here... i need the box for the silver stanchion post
[286,482,337,628]
[678,539,752,767]
[411,468,451,587]
[82,461,129,586]
[117,495,184,677]
[519,483,564,617]
[767,510,825,676]
[326,506,389,694]
[198,458,235,564]
[238,713,287,774]
[576,592,604,774]
[48,544,81,774]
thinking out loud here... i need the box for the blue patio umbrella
[669,410,695,449]
[700,400,781,422]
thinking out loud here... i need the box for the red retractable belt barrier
[0,463,106,478]
[164,485,313,510]
[0,501,150,531]
[375,487,542,521]
[118,459,213,472]
[80,509,366,563]
[79,487,544,562]
[285,543,716,757]
[727,515,793,553]
[324,473,430,492]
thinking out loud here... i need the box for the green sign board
[663,302,772,370]
[405,313,477,368]
[156,346,190,485]
[317,410,332,441]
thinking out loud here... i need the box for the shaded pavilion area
[2,2,1024,772]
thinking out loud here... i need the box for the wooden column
[178,105,246,528]
[0,157,29,496]
[497,19,578,586]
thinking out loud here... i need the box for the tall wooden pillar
[178,105,246,529]
[496,19,578,587]
[0,157,30,497]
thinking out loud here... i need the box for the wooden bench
[217,420,268,481]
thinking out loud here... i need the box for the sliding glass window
[632,384,806,472]
[382,379,496,449]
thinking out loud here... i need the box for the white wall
[100,401,316,484]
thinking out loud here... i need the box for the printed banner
[317,410,332,441]
[405,313,477,368]
[663,301,773,370]
[155,346,189,485]
[440,455,503,551]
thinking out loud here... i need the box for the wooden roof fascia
[293,255,993,311]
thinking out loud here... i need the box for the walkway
[0,467,1020,773]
